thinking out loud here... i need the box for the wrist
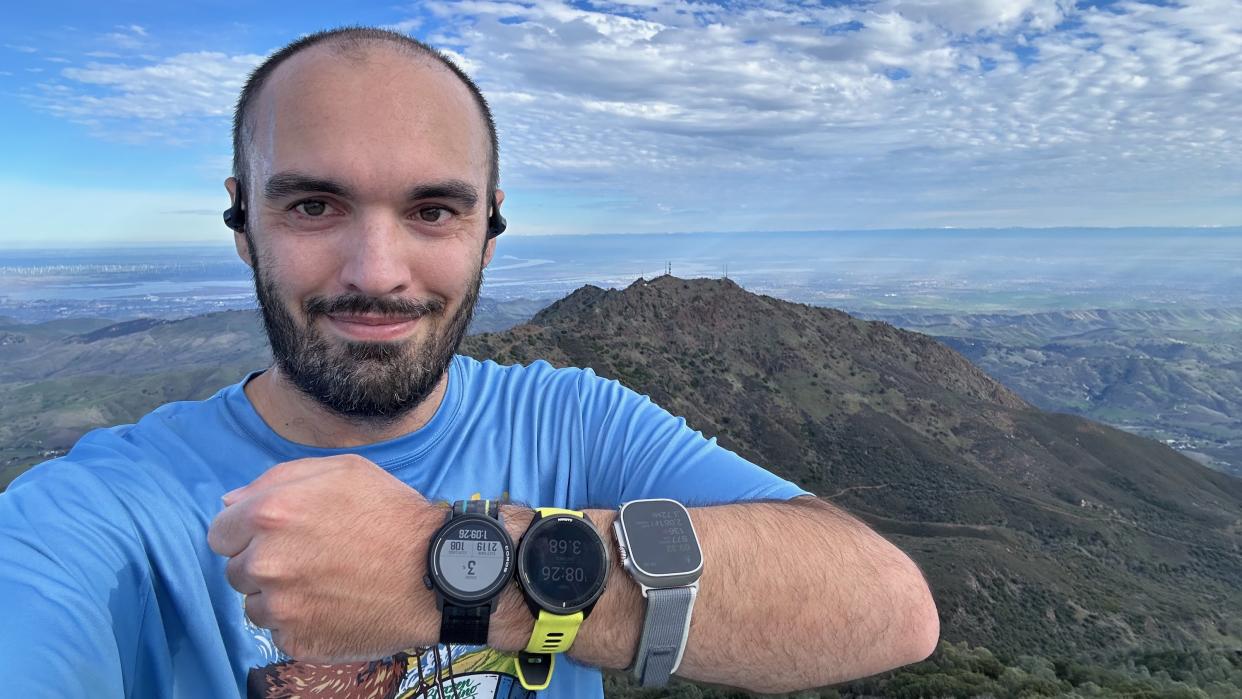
[569,508,642,670]
[488,504,536,651]
[404,500,452,648]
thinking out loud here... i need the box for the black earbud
[223,181,247,233]
[486,205,507,239]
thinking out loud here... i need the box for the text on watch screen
[437,523,507,594]
[526,525,604,605]
[624,502,702,575]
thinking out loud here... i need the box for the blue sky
[1,0,1240,246]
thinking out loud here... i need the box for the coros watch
[613,498,703,687]
[514,507,610,690]
[423,500,515,645]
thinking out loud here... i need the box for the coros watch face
[621,499,702,578]
[430,515,514,603]
[519,516,608,613]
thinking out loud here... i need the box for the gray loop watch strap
[634,586,696,687]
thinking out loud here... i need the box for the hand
[208,454,440,662]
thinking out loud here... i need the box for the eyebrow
[406,181,479,210]
[263,172,480,209]
[263,173,352,201]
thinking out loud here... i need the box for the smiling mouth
[324,313,424,341]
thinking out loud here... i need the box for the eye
[292,199,330,217]
[417,206,453,224]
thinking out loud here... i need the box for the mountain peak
[527,276,1025,412]
[462,279,1242,658]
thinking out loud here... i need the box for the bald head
[231,28,499,204]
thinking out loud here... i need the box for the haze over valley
[5,228,1241,478]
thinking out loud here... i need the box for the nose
[337,211,413,297]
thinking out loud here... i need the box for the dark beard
[249,240,480,424]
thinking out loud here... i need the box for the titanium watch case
[613,498,703,684]
[516,511,610,616]
[424,508,516,608]
[613,499,703,589]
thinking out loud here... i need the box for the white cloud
[383,18,424,34]
[414,0,1242,230]
[102,24,150,50]
[28,51,263,141]
[25,1,1242,231]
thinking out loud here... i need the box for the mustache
[304,293,445,319]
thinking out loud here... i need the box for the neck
[243,363,450,448]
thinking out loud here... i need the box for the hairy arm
[491,496,939,694]
[212,456,937,692]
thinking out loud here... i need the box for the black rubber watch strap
[440,600,494,645]
[436,499,505,645]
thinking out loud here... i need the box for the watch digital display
[520,516,607,612]
[431,517,513,602]
[621,500,702,576]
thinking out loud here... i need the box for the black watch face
[622,500,702,576]
[431,516,514,603]
[520,516,608,613]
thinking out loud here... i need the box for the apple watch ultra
[513,508,610,691]
[423,500,515,645]
[614,498,703,687]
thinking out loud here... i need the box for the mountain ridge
[461,275,1242,659]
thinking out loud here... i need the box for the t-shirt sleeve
[576,368,811,507]
[0,451,150,697]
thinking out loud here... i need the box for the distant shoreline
[3,225,1241,251]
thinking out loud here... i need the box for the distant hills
[3,277,1240,666]
[0,297,544,487]
[862,308,1242,477]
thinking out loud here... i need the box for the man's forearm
[491,497,939,694]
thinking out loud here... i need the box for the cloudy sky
[2,0,1239,246]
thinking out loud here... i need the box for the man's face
[234,45,498,422]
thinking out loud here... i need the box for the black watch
[423,500,516,645]
[512,508,610,690]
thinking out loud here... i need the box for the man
[0,27,937,698]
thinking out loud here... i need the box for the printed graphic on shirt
[247,644,533,699]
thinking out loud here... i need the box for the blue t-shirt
[0,355,806,698]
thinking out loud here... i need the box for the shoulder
[453,354,609,399]
[9,379,243,499]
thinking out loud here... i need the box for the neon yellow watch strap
[515,507,601,690]
[535,507,582,518]
[524,507,587,655]
[515,651,554,691]
[525,609,584,653]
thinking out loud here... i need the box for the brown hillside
[461,276,1242,659]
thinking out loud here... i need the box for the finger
[244,590,274,630]
[224,545,264,595]
[208,495,267,557]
